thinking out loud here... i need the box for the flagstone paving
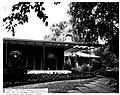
[89,82,115,91]
[75,86,97,93]
[94,78,110,84]
[83,84,113,93]
[4,76,116,93]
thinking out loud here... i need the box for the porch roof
[3,38,102,50]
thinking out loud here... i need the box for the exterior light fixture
[65,44,68,46]
[58,44,60,46]
[14,55,17,58]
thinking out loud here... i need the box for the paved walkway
[66,77,115,93]
[4,76,116,93]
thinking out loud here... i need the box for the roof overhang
[3,38,102,50]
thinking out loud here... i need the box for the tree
[68,2,119,44]
[93,45,119,69]
[44,21,73,41]
[3,2,61,36]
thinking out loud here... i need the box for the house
[3,38,101,72]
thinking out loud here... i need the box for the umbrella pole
[89,59,90,76]
[89,46,91,76]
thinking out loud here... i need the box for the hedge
[4,72,95,88]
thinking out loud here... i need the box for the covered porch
[3,38,101,71]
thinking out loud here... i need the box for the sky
[2,1,70,40]
[2,0,109,44]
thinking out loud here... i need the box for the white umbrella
[76,52,100,58]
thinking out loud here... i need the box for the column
[8,43,10,66]
[33,51,35,70]
[6,43,8,65]
[26,53,28,67]
[56,58,57,70]
[62,48,64,70]
[40,55,42,70]
[42,43,45,70]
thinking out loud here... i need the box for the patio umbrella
[75,52,100,58]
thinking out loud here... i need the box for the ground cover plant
[3,72,95,88]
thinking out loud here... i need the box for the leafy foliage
[47,53,55,59]
[53,2,61,5]
[3,2,48,36]
[44,21,73,41]
[10,50,22,57]
[4,73,95,88]
[68,3,119,70]
[68,2,119,44]
[93,45,119,68]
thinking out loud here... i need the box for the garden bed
[3,72,95,88]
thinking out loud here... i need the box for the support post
[6,43,8,65]
[62,48,64,70]
[40,55,42,70]
[89,59,90,76]
[33,52,35,70]
[89,46,91,76]
[43,43,45,70]
[26,53,28,67]
[56,58,57,70]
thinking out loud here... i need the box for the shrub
[3,66,28,82]
[64,62,72,70]
[3,73,95,88]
